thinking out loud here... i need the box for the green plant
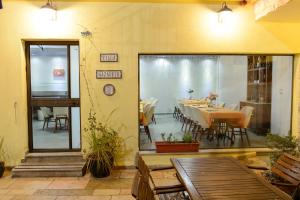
[84,110,124,176]
[161,132,194,143]
[182,133,193,143]
[266,133,299,165]
[0,137,7,162]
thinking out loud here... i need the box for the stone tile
[0,189,9,195]
[8,189,36,195]
[93,189,120,196]
[0,195,14,200]
[120,189,131,195]
[10,195,56,200]
[86,179,132,189]
[119,170,136,179]
[8,180,52,189]
[78,196,111,200]
[0,180,14,189]
[34,189,94,196]
[111,195,134,200]
[47,179,89,189]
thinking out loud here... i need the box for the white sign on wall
[96,70,122,79]
[100,53,118,62]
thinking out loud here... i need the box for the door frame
[25,41,81,152]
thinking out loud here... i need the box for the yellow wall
[0,0,299,166]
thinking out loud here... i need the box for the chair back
[132,170,141,199]
[240,106,254,128]
[144,106,155,126]
[143,103,151,114]
[53,107,68,118]
[40,107,52,118]
[227,104,238,111]
[272,153,300,186]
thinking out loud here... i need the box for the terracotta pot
[0,162,4,178]
[155,141,199,153]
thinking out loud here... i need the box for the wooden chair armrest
[271,182,297,188]
[149,165,174,171]
[246,165,269,170]
[154,184,184,190]
[154,186,186,194]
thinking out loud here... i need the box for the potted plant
[84,111,124,178]
[155,133,199,153]
[0,137,7,178]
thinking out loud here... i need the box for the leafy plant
[0,137,8,162]
[266,133,299,165]
[161,132,194,143]
[183,133,193,143]
[84,110,124,176]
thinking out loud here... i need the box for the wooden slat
[171,157,292,200]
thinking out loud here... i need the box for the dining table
[171,157,292,200]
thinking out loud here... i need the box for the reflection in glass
[32,106,69,149]
[30,45,68,97]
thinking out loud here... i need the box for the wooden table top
[171,157,292,200]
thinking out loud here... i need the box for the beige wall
[0,1,299,166]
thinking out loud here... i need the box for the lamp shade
[40,1,57,21]
[218,2,233,23]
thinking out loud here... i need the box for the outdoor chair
[132,156,189,200]
[40,107,54,130]
[247,153,300,199]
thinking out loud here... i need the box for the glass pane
[139,55,293,150]
[71,107,81,149]
[30,45,68,97]
[70,45,80,98]
[32,106,69,149]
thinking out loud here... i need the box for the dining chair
[53,107,69,131]
[142,106,155,142]
[40,107,54,130]
[227,106,254,145]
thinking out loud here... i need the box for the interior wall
[31,55,68,93]
[0,1,299,166]
[217,56,248,107]
[140,55,218,113]
[270,56,293,136]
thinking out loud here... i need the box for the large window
[139,55,293,150]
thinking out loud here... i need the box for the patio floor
[0,155,269,200]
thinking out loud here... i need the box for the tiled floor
[0,155,269,200]
[0,169,136,200]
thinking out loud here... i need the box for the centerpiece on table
[187,89,194,100]
[155,133,199,153]
[206,92,218,107]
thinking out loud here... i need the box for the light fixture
[40,0,57,21]
[218,2,233,23]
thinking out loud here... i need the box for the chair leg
[43,119,47,130]
[152,115,156,124]
[243,128,251,146]
[144,125,152,142]
[181,117,186,131]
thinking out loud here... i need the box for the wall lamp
[40,0,57,21]
[218,2,233,23]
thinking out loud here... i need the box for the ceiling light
[40,0,57,21]
[218,2,233,23]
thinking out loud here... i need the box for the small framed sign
[96,70,122,79]
[100,53,118,62]
[103,84,116,96]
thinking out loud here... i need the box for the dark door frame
[25,41,81,152]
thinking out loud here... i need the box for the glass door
[26,41,80,151]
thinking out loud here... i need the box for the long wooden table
[171,157,292,200]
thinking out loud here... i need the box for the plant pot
[155,141,199,153]
[88,157,114,178]
[0,162,4,178]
